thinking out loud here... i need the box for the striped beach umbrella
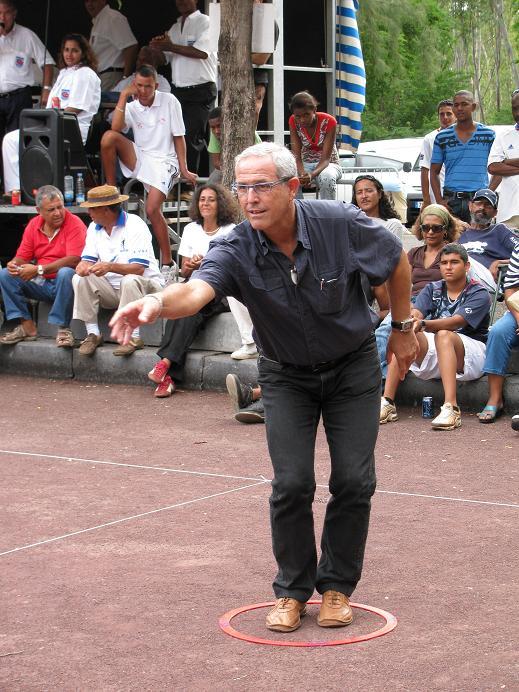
[336,0,366,152]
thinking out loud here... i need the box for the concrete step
[0,337,518,413]
[36,305,243,352]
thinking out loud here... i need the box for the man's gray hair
[235,142,297,179]
[35,185,64,207]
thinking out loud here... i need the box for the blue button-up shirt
[194,200,402,366]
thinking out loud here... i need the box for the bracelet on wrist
[115,106,125,113]
[42,85,51,91]
[145,293,164,313]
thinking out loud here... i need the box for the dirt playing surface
[1,375,517,691]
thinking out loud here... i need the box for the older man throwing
[0,185,85,347]
[110,142,417,633]
[73,184,163,357]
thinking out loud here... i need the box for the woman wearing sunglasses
[376,204,462,377]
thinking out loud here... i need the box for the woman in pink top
[289,91,342,200]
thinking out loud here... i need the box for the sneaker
[234,399,265,424]
[230,343,258,360]
[511,414,519,432]
[160,263,177,286]
[225,373,253,410]
[380,397,398,424]
[148,359,169,384]
[78,333,103,356]
[154,375,175,398]
[113,337,145,356]
[431,403,461,430]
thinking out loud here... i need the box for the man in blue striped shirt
[430,91,495,222]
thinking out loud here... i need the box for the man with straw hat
[72,184,163,356]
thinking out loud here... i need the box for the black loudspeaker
[18,108,89,205]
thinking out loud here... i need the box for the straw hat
[80,184,129,208]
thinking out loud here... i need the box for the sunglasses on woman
[420,224,445,233]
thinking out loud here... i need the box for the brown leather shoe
[266,597,307,632]
[113,336,145,356]
[78,333,103,356]
[317,590,353,627]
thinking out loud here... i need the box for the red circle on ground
[219,599,397,648]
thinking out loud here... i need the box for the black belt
[172,81,214,90]
[0,85,31,98]
[99,68,124,75]
[268,351,352,374]
[444,189,477,200]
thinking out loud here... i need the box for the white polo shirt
[0,23,55,93]
[178,222,235,258]
[488,125,519,223]
[419,128,445,202]
[81,211,163,289]
[48,66,101,143]
[124,90,185,161]
[166,10,217,88]
[90,4,137,73]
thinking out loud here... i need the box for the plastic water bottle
[64,174,74,205]
[75,172,85,204]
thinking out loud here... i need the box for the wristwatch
[420,320,426,331]
[390,317,414,333]
[37,264,44,276]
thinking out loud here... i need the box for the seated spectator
[477,243,519,422]
[376,203,462,376]
[148,184,256,398]
[351,174,406,240]
[207,107,262,185]
[72,185,163,356]
[100,63,197,282]
[0,185,86,347]
[380,243,490,431]
[459,189,519,289]
[3,33,101,195]
[112,46,171,95]
[288,90,342,200]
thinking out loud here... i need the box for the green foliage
[356,0,517,140]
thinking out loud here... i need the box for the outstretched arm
[110,278,216,344]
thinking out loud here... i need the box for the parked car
[338,138,423,224]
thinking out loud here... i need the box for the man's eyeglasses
[231,177,291,197]
[420,224,445,233]
[512,88,519,97]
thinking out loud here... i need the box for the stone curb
[0,339,518,414]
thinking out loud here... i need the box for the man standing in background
[151,0,217,178]
[84,0,138,91]
[419,99,455,207]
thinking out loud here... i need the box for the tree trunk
[219,0,256,188]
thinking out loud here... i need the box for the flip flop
[477,405,504,423]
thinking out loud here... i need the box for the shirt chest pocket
[249,269,284,292]
[314,267,348,314]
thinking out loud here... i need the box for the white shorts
[120,144,179,196]
[410,331,486,381]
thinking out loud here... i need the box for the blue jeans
[257,336,379,602]
[0,266,76,326]
[483,311,519,376]
[375,313,392,377]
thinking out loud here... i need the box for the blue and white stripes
[336,0,365,152]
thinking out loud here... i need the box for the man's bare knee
[100,130,121,150]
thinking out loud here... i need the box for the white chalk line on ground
[0,479,268,558]
[1,449,518,510]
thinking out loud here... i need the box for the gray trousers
[72,273,162,323]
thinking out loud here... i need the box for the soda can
[52,96,60,109]
[11,189,21,206]
[422,396,434,418]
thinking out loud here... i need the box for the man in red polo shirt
[0,185,86,347]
